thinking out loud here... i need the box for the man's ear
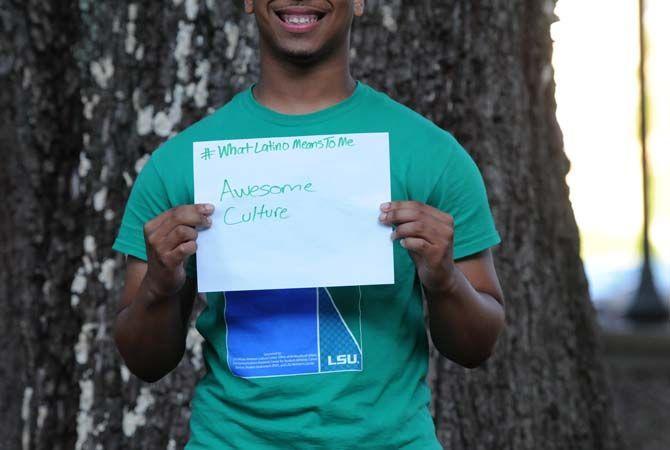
[244,0,254,14]
[354,0,365,17]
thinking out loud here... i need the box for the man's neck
[253,44,356,115]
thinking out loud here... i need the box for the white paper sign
[193,133,394,292]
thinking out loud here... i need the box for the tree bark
[0,1,623,449]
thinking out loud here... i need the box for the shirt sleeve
[426,140,502,260]
[112,157,197,277]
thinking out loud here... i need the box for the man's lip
[273,6,329,17]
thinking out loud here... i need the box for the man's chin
[275,42,325,63]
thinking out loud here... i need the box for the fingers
[163,240,198,268]
[144,203,214,237]
[379,201,453,227]
[163,224,198,250]
[391,220,454,255]
[398,237,431,253]
[144,204,213,267]
[379,201,454,260]
[172,203,214,228]
[391,221,440,245]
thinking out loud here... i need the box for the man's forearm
[113,278,193,382]
[424,267,505,368]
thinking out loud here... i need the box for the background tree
[0,0,623,449]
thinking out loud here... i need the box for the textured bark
[0,1,623,449]
[0,1,83,449]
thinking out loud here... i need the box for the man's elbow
[459,307,506,369]
[117,350,182,384]
[113,325,184,383]
[437,336,501,369]
[456,348,494,369]
[134,369,169,384]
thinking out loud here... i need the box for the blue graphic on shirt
[224,287,362,378]
[318,288,362,372]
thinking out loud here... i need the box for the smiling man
[112,1,505,449]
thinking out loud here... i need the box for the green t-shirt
[113,81,501,449]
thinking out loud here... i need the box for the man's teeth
[283,15,319,24]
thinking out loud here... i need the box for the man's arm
[423,249,504,368]
[380,201,505,369]
[113,204,213,382]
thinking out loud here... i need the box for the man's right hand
[143,203,214,297]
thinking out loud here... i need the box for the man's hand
[143,203,214,297]
[379,201,457,295]
[379,200,505,368]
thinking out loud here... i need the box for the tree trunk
[0,1,623,449]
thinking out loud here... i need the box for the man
[112,0,506,448]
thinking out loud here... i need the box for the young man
[112,0,505,448]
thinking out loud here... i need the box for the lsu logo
[327,354,359,366]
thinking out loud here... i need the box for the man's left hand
[379,201,457,296]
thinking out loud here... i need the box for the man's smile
[272,5,329,33]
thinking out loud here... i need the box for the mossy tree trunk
[0,1,622,449]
